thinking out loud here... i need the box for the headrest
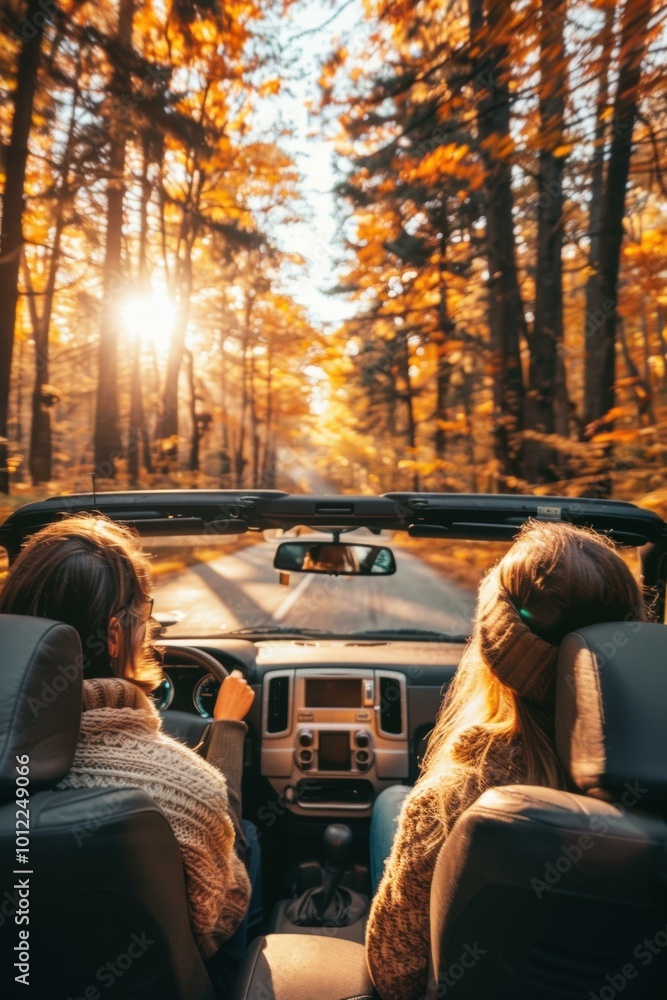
[0,615,82,799]
[555,621,667,811]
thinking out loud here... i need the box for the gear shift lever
[284,823,367,928]
[316,824,353,919]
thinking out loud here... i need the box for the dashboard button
[299,729,314,747]
[355,730,370,748]
[298,749,313,770]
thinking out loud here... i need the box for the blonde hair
[0,514,163,692]
[417,521,645,843]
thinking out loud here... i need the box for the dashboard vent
[267,675,290,734]
[379,676,403,735]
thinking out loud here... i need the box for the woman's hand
[213,669,255,721]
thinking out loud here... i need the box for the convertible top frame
[2,490,667,615]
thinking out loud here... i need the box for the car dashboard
[159,638,464,818]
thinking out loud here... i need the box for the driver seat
[0,614,215,1000]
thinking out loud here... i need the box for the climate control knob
[298,748,313,770]
[355,749,371,772]
[355,730,371,748]
[299,729,314,747]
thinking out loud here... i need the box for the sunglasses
[115,597,154,625]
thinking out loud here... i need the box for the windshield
[148,530,506,639]
[147,528,646,639]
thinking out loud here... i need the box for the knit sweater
[57,677,251,959]
[366,729,526,1000]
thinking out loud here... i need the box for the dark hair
[0,514,162,691]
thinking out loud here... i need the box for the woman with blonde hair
[366,520,645,1000]
[0,514,259,998]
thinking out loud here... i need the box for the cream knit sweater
[57,677,251,959]
[366,729,526,1000]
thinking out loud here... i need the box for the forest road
[153,537,476,637]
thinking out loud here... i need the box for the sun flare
[118,292,176,355]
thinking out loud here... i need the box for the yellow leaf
[259,79,281,97]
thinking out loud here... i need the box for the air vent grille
[267,675,290,733]
[379,676,403,735]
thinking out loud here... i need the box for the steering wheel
[160,643,230,682]
[157,644,230,750]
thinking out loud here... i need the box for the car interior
[1,490,667,999]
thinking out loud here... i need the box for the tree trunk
[583,0,653,428]
[582,1,615,428]
[158,88,209,455]
[0,0,46,494]
[524,0,567,483]
[260,337,274,487]
[219,333,231,483]
[434,220,452,470]
[234,292,254,487]
[129,134,153,483]
[400,333,419,491]
[462,365,478,491]
[262,440,276,489]
[94,0,135,476]
[158,196,199,455]
[25,74,81,485]
[184,347,199,472]
[468,0,527,479]
[14,336,25,449]
[249,348,260,487]
[618,318,655,425]
[23,258,52,484]
[128,335,143,484]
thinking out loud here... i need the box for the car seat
[233,621,667,1000]
[0,614,216,1000]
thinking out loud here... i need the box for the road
[153,537,476,638]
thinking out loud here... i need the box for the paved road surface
[153,538,476,638]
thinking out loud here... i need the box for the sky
[259,0,366,329]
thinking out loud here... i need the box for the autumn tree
[0,0,52,493]
[584,0,656,429]
[523,0,569,482]
[323,0,667,495]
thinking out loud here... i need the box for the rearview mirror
[273,541,396,576]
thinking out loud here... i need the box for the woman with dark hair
[366,521,645,1000]
[0,514,259,997]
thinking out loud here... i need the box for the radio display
[318,731,351,771]
[305,678,361,708]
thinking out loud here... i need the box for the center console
[261,668,409,814]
